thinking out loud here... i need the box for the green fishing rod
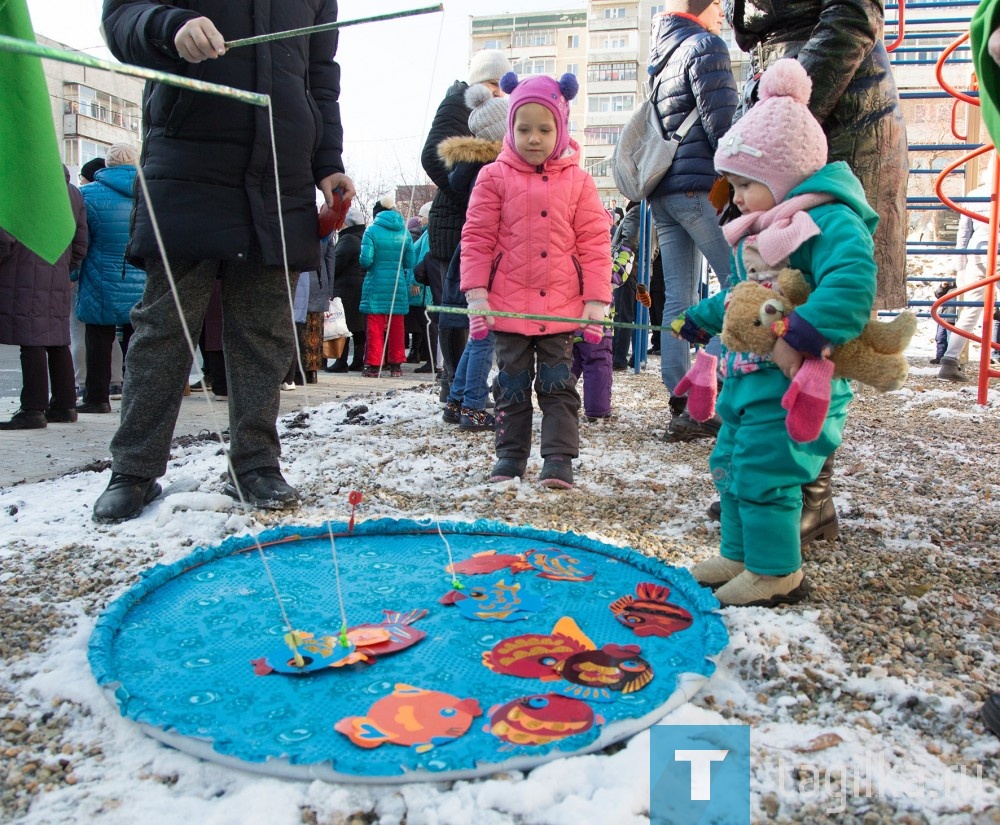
[427,305,676,334]
[224,4,444,50]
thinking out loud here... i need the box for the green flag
[0,0,74,264]
[972,0,1000,150]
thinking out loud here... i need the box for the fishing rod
[427,305,676,334]
[224,4,444,50]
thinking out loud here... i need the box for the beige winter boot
[937,356,968,382]
[690,555,745,589]
[714,569,810,607]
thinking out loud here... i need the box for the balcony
[588,16,639,33]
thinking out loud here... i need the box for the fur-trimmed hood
[437,135,503,169]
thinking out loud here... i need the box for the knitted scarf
[723,192,834,267]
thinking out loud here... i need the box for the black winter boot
[800,453,838,544]
[348,332,366,372]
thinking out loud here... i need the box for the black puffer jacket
[725,0,909,309]
[101,0,345,271]
[332,223,365,334]
[648,14,738,197]
[420,80,471,261]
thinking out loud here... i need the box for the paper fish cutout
[482,616,593,680]
[512,549,596,582]
[447,551,525,576]
[609,582,693,638]
[346,609,428,659]
[553,643,653,702]
[253,630,359,675]
[335,683,482,753]
[486,693,601,747]
[452,576,546,622]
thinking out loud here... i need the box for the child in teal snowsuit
[674,60,877,607]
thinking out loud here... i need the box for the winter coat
[74,165,146,326]
[101,0,345,271]
[359,211,415,316]
[333,224,365,333]
[648,13,738,197]
[724,0,908,308]
[0,168,89,346]
[460,137,612,336]
[421,80,471,261]
[408,232,431,308]
[438,135,502,330]
[307,236,335,314]
[684,162,878,379]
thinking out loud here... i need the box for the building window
[584,125,624,145]
[604,7,627,18]
[567,34,580,49]
[512,58,556,76]
[587,94,635,113]
[513,30,555,48]
[566,62,579,76]
[63,82,140,132]
[568,120,578,134]
[590,32,634,50]
[587,62,637,82]
[482,39,505,50]
[650,4,666,18]
[588,157,612,178]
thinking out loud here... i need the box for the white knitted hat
[467,49,512,85]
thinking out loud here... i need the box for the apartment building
[38,34,145,180]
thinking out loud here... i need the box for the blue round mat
[88,518,728,782]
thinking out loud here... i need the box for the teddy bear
[676,266,916,443]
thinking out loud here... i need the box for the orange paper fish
[609,582,693,638]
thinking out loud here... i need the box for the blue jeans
[447,331,494,410]
[648,191,732,394]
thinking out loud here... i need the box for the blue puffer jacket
[74,165,146,325]
[647,13,738,197]
[359,210,415,316]
[408,231,431,307]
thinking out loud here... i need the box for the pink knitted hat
[500,72,579,162]
[714,59,828,203]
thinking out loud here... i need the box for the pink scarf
[723,193,834,267]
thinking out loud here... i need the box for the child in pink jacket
[460,71,612,488]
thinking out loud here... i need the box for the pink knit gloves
[674,350,718,421]
[782,358,834,443]
[580,301,608,344]
[466,288,493,341]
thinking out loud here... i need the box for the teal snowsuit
[359,210,415,316]
[684,163,877,575]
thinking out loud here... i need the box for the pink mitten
[673,350,718,422]
[466,288,493,341]
[781,358,834,443]
[580,301,608,344]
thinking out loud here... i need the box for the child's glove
[781,358,834,443]
[673,350,718,421]
[670,314,712,346]
[466,288,493,341]
[580,301,608,344]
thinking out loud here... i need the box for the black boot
[348,332,366,372]
[93,473,162,523]
[800,453,838,544]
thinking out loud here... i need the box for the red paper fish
[346,609,428,659]
[335,684,482,753]
[446,551,526,576]
[486,693,601,747]
[482,617,592,680]
[609,582,693,638]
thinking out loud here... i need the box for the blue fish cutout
[454,576,546,622]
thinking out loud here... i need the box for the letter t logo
[674,749,729,800]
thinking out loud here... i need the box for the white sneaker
[280,382,296,391]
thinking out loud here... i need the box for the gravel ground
[1,348,999,823]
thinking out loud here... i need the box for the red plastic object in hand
[318,188,351,237]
